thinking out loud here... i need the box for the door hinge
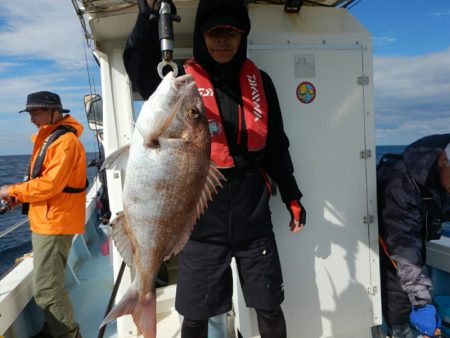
[364,215,374,224]
[367,286,378,296]
[357,75,369,85]
[360,149,372,159]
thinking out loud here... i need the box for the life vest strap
[22,125,87,215]
[379,236,398,269]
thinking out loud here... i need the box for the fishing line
[80,22,97,100]
[0,218,28,240]
[345,0,362,9]
[77,17,106,200]
[79,24,101,149]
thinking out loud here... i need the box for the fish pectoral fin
[147,94,184,145]
[101,144,130,171]
[166,163,226,259]
[111,212,134,267]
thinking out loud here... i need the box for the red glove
[287,200,306,233]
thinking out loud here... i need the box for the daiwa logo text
[247,74,263,121]
[198,88,214,97]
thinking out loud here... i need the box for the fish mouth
[174,74,194,89]
[173,74,199,99]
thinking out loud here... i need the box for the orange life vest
[185,59,268,168]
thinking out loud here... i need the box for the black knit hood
[403,133,450,189]
[193,0,251,75]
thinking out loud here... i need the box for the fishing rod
[0,198,28,240]
[0,199,10,215]
[0,199,14,215]
[0,217,28,240]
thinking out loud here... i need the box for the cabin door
[231,44,380,338]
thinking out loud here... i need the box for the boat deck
[69,240,117,338]
[69,231,184,338]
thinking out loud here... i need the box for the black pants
[380,247,412,325]
[176,237,284,319]
[181,306,287,338]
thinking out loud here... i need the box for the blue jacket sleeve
[382,164,433,305]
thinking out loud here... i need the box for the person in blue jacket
[377,134,450,338]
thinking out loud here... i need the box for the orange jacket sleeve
[8,134,80,203]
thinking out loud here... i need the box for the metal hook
[157,60,178,79]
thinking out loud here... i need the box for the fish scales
[100,72,224,337]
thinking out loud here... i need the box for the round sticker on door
[296,82,316,104]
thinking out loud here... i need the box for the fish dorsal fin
[101,144,130,171]
[111,212,134,267]
[164,163,226,260]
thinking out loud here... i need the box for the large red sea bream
[101,72,224,338]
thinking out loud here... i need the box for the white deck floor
[69,243,118,338]
[69,238,184,338]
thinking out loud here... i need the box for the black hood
[193,0,251,75]
[403,134,450,188]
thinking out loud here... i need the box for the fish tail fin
[132,289,156,338]
[100,285,157,338]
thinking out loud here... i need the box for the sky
[0,1,449,155]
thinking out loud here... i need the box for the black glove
[138,0,154,19]
[138,0,177,21]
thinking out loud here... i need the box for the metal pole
[97,260,127,338]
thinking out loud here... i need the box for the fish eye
[188,107,200,119]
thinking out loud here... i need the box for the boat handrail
[0,217,28,240]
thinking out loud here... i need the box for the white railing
[0,218,28,240]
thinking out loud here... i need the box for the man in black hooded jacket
[123,0,306,337]
[377,134,450,338]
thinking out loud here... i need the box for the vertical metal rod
[97,260,127,338]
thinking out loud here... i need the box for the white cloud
[373,48,450,144]
[428,9,450,17]
[0,62,27,74]
[0,0,87,69]
[373,36,396,47]
[0,0,100,155]
[0,68,96,114]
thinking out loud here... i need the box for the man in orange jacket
[0,91,86,338]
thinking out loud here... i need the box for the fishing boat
[2,0,450,337]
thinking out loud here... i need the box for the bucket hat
[18,91,70,114]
